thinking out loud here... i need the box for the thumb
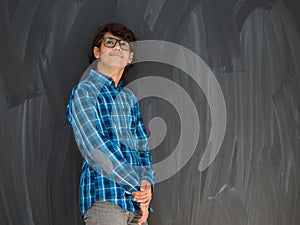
[140,184,146,191]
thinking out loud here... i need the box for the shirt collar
[90,69,123,91]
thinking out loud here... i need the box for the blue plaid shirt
[66,69,155,216]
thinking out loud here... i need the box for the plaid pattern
[66,69,155,216]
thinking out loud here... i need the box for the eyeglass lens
[103,37,130,50]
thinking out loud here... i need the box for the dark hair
[88,23,137,64]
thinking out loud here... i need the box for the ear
[127,52,134,64]
[93,46,100,59]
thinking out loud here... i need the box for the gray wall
[1,0,300,224]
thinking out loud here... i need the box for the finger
[133,197,149,203]
[140,200,151,206]
[133,193,151,199]
[134,199,149,204]
[138,213,145,224]
[133,193,148,199]
[134,195,151,203]
[133,190,151,197]
[145,183,151,190]
[132,189,150,195]
[132,191,144,197]
[140,183,151,192]
[139,205,149,218]
[138,214,148,225]
[137,192,151,199]
[136,197,151,203]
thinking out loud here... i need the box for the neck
[97,62,124,88]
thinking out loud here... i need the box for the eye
[105,39,115,46]
[120,42,129,49]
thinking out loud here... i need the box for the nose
[113,46,121,51]
[113,42,122,51]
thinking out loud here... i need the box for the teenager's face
[93,32,134,72]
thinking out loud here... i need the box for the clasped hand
[132,180,152,225]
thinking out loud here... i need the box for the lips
[109,52,124,58]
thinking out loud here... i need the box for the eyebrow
[104,37,128,42]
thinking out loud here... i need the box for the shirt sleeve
[132,99,156,187]
[67,85,140,193]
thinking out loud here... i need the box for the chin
[110,63,126,70]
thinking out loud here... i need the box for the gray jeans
[83,201,148,225]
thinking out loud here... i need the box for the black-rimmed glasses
[98,37,131,51]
